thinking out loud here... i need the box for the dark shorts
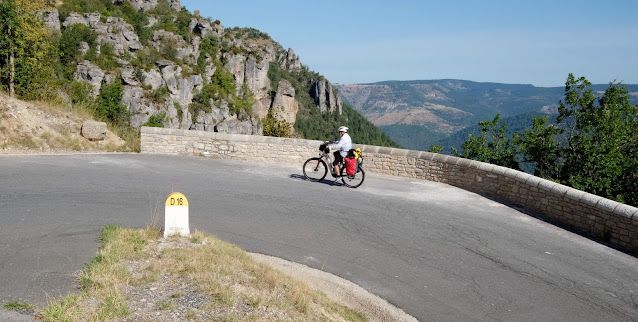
[333,151,343,166]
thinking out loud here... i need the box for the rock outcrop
[74,61,105,97]
[63,13,142,56]
[189,17,224,39]
[279,48,302,72]
[152,30,198,64]
[65,0,341,136]
[311,79,342,114]
[40,9,60,33]
[118,0,181,12]
[271,80,298,126]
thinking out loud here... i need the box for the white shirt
[329,133,352,157]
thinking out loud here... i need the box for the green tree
[427,144,444,153]
[557,74,638,203]
[514,115,562,179]
[262,107,291,137]
[143,112,166,127]
[197,36,218,74]
[211,60,236,99]
[621,128,638,205]
[460,114,517,168]
[0,0,54,99]
[58,23,98,79]
[97,82,130,127]
[0,0,18,96]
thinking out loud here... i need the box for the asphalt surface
[1,153,637,321]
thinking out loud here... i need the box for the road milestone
[164,192,189,238]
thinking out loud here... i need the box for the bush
[159,37,179,61]
[93,41,118,70]
[131,47,161,71]
[146,86,170,104]
[59,24,98,79]
[143,112,166,127]
[197,36,218,75]
[96,82,129,127]
[263,108,291,137]
[69,81,95,104]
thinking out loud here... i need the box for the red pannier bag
[345,157,357,176]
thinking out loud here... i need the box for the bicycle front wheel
[342,166,365,188]
[303,158,328,182]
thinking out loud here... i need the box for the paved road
[1,153,637,321]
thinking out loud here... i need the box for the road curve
[1,153,637,321]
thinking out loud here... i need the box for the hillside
[0,0,396,151]
[336,80,638,151]
[0,93,128,154]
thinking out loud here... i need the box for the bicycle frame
[319,150,337,175]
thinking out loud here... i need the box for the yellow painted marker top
[165,192,189,207]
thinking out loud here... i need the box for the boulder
[81,121,107,141]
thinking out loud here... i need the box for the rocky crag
[46,0,342,136]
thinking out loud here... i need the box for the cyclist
[327,126,352,182]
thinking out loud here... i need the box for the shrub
[59,24,98,79]
[93,41,118,70]
[263,108,291,137]
[96,82,129,127]
[143,112,166,127]
[68,81,95,104]
[146,86,170,104]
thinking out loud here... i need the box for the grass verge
[41,225,367,321]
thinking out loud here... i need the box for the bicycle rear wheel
[342,166,365,188]
[303,158,327,182]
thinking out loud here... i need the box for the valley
[336,80,638,151]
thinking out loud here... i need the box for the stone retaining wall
[141,127,638,255]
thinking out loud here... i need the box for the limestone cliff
[53,0,342,136]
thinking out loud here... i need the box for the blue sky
[180,0,638,87]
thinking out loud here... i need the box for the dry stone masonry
[141,126,638,256]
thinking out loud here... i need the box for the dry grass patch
[42,226,366,322]
[0,93,135,153]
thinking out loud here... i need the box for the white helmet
[338,126,349,133]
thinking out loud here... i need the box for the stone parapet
[141,127,638,255]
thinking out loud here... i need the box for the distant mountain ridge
[335,80,638,151]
